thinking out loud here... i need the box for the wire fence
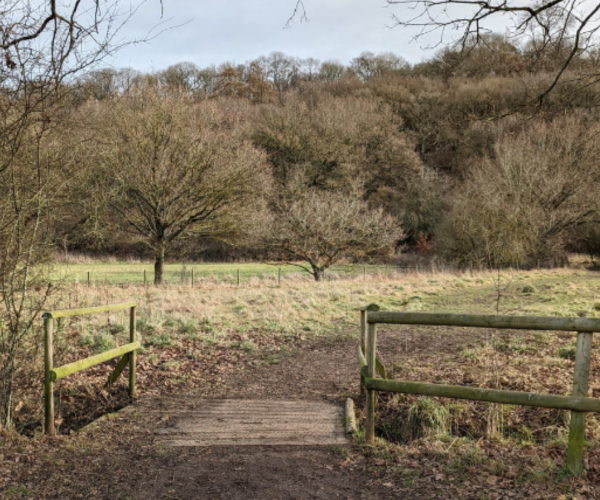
[52,264,432,288]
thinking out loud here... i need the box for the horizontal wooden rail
[51,341,141,381]
[364,378,600,413]
[367,311,600,333]
[43,302,137,319]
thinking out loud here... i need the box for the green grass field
[52,260,391,285]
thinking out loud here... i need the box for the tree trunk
[313,266,325,282]
[154,242,166,285]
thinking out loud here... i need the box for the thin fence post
[143,270,147,287]
[363,266,366,280]
[44,316,55,435]
[278,268,281,285]
[237,269,240,287]
[87,271,90,288]
[129,306,137,396]
[191,269,194,287]
[359,309,367,397]
[567,331,593,475]
[366,321,377,445]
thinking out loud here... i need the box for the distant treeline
[28,33,600,269]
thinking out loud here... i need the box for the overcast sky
[109,0,497,72]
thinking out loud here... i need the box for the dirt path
[23,334,416,500]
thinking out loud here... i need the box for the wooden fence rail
[358,304,599,476]
[43,302,138,436]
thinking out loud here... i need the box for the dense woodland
[27,36,598,275]
[7,34,600,283]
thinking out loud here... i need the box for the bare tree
[438,116,600,266]
[385,0,600,102]
[262,189,402,281]
[0,0,145,430]
[95,89,270,284]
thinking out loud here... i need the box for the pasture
[52,260,391,286]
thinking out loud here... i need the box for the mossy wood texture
[107,353,131,386]
[43,302,137,319]
[51,341,140,381]
[567,332,593,475]
[360,305,598,475]
[367,311,600,333]
[363,378,600,412]
[44,317,55,436]
[365,322,377,445]
[129,306,137,396]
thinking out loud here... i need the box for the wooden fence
[358,304,600,475]
[43,302,139,435]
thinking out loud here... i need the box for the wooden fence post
[143,270,147,287]
[129,306,137,396]
[191,269,194,287]
[567,331,593,475]
[278,268,281,285]
[359,309,366,397]
[44,316,55,435]
[237,269,240,287]
[366,321,377,445]
[87,271,90,288]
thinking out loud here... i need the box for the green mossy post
[365,321,377,445]
[359,304,380,397]
[44,316,55,436]
[129,306,137,396]
[567,331,593,475]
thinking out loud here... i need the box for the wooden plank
[51,341,141,381]
[155,423,341,434]
[107,353,130,386]
[367,311,600,333]
[44,317,55,436]
[145,399,348,447]
[567,332,593,475]
[364,378,600,412]
[43,302,138,319]
[160,436,349,447]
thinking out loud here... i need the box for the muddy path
[18,332,420,500]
